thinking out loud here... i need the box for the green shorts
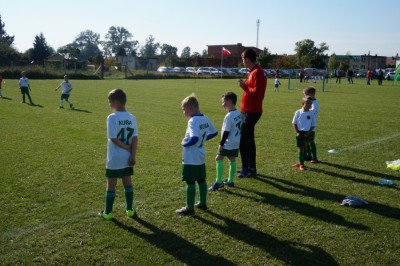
[61,94,70,100]
[296,131,310,147]
[181,164,206,183]
[106,167,133,178]
[217,149,239,157]
[20,87,29,94]
[308,131,315,142]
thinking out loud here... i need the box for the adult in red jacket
[238,49,267,177]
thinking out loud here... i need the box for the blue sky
[3,0,399,56]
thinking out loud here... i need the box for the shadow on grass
[195,211,339,266]
[112,217,235,266]
[68,108,92,113]
[28,103,44,108]
[0,96,12,100]
[319,161,400,181]
[225,186,369,231]
[256,175,400,221]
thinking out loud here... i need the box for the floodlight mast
[256,19,260,48]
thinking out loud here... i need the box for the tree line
[0,14,330,69]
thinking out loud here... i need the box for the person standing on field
[367,69,372,85]
[237,48,267,178]
[19,71,34,104]
[377,68,383,85]
[55,75,74,109]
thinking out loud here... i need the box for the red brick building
[207,43,263,67]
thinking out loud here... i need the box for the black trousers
[239,112,262,169]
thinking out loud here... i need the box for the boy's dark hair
[108,88,127,104]
[222,92,237,105]
[241,48,257,63]
[303,86,316,96]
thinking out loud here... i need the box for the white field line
[339,132,400,152]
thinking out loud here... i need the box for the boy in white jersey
[209,92,242,191]
[19,71,34,104]
[292,97,316,171]
[274,76,281,92]
[303,87,319,162]
[55,75,74,109]
[99,88,138,220]
[177,94,218,216]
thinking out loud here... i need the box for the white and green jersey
[106,111,138,170]
[60,81,73,94]
[311,99,319,131]
[292,109,316,132]
[182,114,217,165]
[19,77,29,87]
[221,109,242,150]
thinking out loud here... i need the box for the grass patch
[0,78,399,265]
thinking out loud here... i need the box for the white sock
[60,99,64,107]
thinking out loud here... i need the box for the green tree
[103,26,138,57]
[116,46,126,56]
[271,55,298,69]
[31,33,53,63]
[160,44,177,57]
[181,46,191,58]
[294,39,329,68]
[191,52,201,57]
[202,49,208,58]
[257,47,273,68]
[0,15,14,46]
[0,42,20,66]
[74,30,101,58]
[140,35,159,58]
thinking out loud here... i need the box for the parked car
[355,70,367,78]
[157,66,172,73]
[386,71,400,80]
[172,67,186,73]
[186,67,196,73]
[196,67,213,75]
[210,67,223,75]
[239,68,250,75]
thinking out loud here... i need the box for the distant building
[336,54,387,70]
[207,43,263,68]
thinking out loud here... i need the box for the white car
[157,66,172,73]
[186,67,196,73]
[385,71,400,80]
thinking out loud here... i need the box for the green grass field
[0,77,399,265]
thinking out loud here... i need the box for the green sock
[216,160,224,183]
[228,162,236,183]
[198,181,207,206]
[186,183,196,209]
[310,142,317,159]
[299,151,306,165]
[124,185,134,211]
[105,190,116,214]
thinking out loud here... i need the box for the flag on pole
[222,47,231,56]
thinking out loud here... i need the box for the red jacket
[241,64,267,113]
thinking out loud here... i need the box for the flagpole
[221,47,223,79]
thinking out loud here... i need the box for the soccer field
[0,78,399,265]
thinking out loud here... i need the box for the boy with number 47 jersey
[99,88,138,220]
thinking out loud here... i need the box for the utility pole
[256,19,260,48]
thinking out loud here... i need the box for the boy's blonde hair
[181,93,199,109]
[303,87,316,96]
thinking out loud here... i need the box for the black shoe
[195,202,208,211]
[70,103,74,109]
[248,167,257,176]
[305,156,312,162]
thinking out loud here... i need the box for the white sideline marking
[339,133,400,152]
